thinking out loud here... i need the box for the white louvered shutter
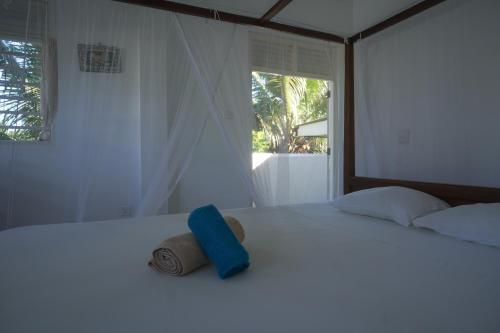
[250,31,334,80]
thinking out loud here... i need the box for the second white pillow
[414,203,500,247]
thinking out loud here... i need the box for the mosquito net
[0,0,343,229]
[354,0,500,188]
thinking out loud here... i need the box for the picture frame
[77,43,122,73]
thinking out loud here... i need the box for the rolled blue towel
[188,205,250,279]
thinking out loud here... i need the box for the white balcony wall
[253,153,328,206]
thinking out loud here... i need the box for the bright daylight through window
[0,39,44,141]
[252,71,329,154]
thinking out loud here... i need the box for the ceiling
[171,0,420,37]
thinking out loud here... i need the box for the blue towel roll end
[219,258,250,279]
[188,204,250,279]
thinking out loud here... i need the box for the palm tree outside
[0,39,43,141]
[252,71,328,154]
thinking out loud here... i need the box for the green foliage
[298,79,328,123]
[0,39,43,141]
[0,131,12,140]
[252,130,270,152]
[252,71,328,154]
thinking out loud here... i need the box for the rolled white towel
[148,216,245,276]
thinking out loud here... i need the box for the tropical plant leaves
[252,71,328,153]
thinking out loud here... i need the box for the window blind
[250,31,334,80]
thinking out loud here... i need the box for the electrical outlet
[120,206,132,217]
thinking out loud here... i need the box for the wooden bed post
[343,42,355,195]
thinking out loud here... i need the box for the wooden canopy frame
[114,0,345,44]
[114,0,500,205]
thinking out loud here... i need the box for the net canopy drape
[354,0,500,188]
[137,14,261,216]
[0,0,343,230]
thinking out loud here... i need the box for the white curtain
[135,11,208,217]
[0,0,343,230]
[56,0,258,221]
[355,0,500,188]
[137,14,259,216]
[40,37,58,140]
[173,15,262,207]
[0,0,256,228]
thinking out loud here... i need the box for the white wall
[253,153,328,206]
[171,119,251,213]
[355,0,500,188]
[0,141,78,229]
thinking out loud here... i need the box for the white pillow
[332,186,449,227]
[414,203,500,247]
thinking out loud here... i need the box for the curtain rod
[112,0,346,44]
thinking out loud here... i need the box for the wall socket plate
[223,110,234,119]
[120,206,132,217]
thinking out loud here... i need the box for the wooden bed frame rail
[113,0,345,44]
[350,177,500,207]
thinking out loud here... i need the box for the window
[252,71,329,154]
[250,31,337,205]
[249,31,333,154]
[0,39,45,141]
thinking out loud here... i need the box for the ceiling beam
[348,0,447,44]
[259,0,293,23]
[112,0,345,44]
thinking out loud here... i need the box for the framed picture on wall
[77,44,123,73]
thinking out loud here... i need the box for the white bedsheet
[1,204,500,333]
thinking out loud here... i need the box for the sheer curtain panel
[0,0,344,230]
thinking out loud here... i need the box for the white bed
[1,203,500,333]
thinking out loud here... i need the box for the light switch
[398,129,410,144]
[223,110,234,119]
